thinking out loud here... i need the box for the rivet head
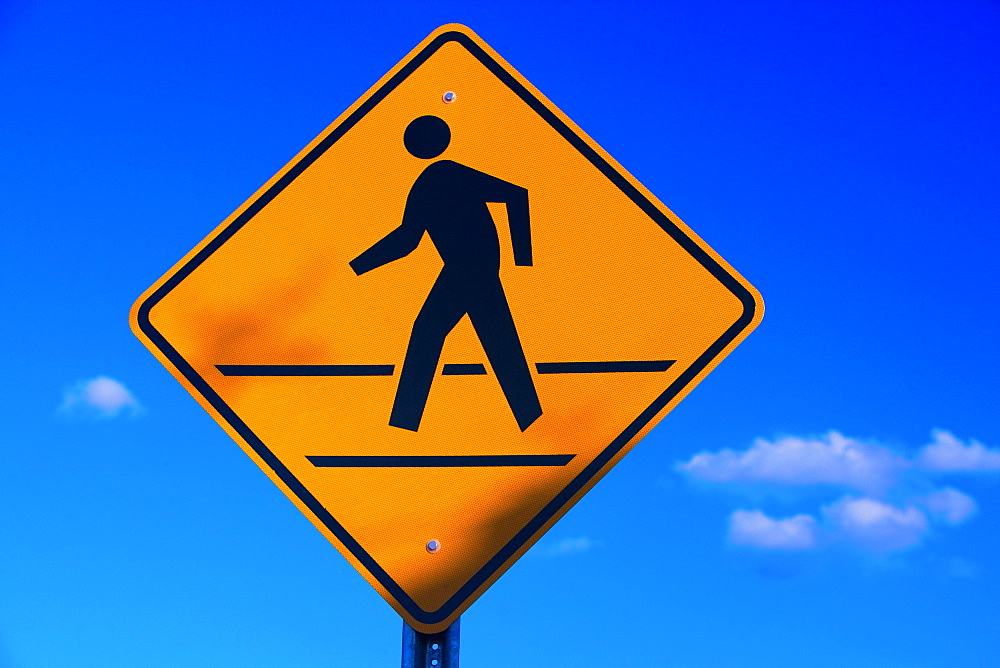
[442,91,456,103]
[426,539,442,554]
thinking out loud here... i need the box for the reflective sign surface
[131,24,763,633]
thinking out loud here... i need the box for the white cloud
[917,488,977,525]
[917,430,1000,472]
[542,536,598,557]
[680,430,997,556]
[822,496,928,552]
[676,432,906,493]
[728,510,818,550]
[60,376,142,418]
[729,493,972,554]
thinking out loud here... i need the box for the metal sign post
[402,617,460,668]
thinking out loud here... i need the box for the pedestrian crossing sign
[130,24,763,633]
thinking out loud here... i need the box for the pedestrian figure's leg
[468,280,542,431]
[390,274,466,431]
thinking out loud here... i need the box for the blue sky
[2,1,998,665]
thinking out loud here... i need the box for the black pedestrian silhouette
[350,115,542,432]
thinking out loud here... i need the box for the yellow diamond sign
[130,24,763,633]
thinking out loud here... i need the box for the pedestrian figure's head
[404,115,450,159]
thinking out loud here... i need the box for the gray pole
[401,617,460,668]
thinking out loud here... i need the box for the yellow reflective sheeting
[130,24,762,633]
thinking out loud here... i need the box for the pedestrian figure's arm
[479,171,532,267]
[505,184,532,267]
[349,217,424,276]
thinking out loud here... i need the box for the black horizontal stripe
[536,360,675,374]
[307,454,576,467]
[217,365,395,376]
[217,361,675,376]
[442,363,488,375]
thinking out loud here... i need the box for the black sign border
[135,30,758,626]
